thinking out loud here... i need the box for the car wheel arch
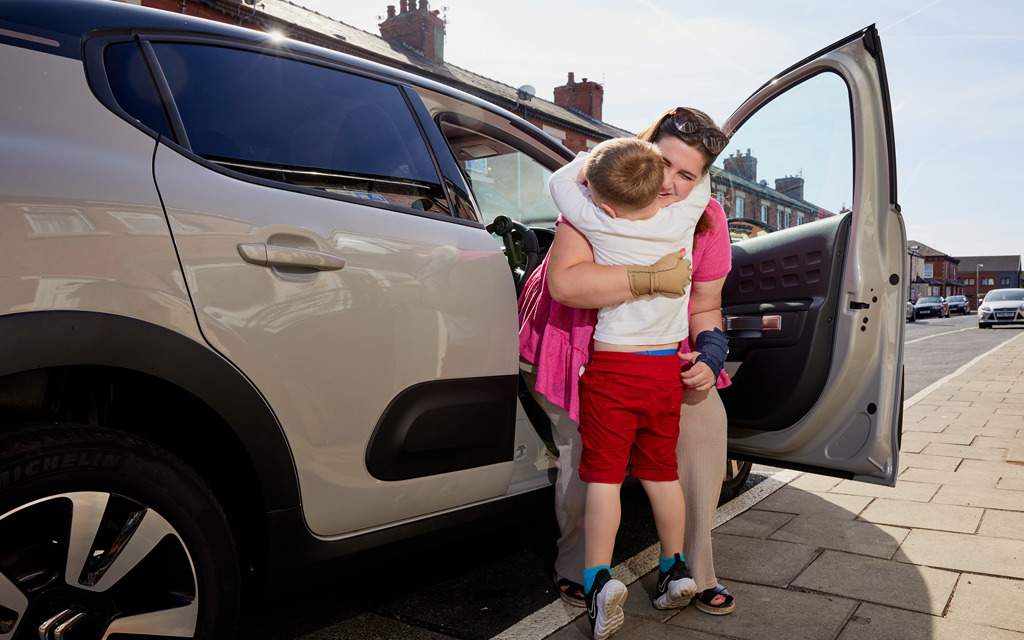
[0,311,301,575]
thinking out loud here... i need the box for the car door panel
[143,39,520,537]
[722,214,849,431]
[719,26,904,485]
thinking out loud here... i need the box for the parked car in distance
[906,300,916,323]
[978,288,1024,328]
[914,296,949,319]
[946,294,970,315]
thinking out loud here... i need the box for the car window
[986,290,1024,302]
[104,42,173,140]
[718,72,852,233]
[147,43,450,214]
[437,117,559,227]
[918,297,941,303]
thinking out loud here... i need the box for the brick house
[907,241,963,299]
[955,255,1024,307]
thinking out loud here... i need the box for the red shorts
[579,350,683,484]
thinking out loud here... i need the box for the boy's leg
[641,479,697,609]
[639,479,684,560]
[583,482,622,569]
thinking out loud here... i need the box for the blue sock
[583,565,610,594]
[660,553,685,573]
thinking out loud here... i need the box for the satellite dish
[516,84,536,102]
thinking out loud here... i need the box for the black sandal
[552,570,586,607]
[693,584,735,615]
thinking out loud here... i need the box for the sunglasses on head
[670,107,729,156]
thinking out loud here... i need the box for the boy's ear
[598,201,619,219]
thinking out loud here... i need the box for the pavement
[498,329,1024,640]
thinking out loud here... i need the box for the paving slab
[786,473,841,492]
[957,458,1024,478]
[708,534,819,588]
[791,549,958,615]
[974,436,1024,450]
[978,509,1024,540]
[667,581,856,640]
[902,432,976,448]
[858,498,982,533]
[545,609,723,640]
[769,514,908,559]
[931,483,1024,510]
[997,476,1024,490]
[837,602,1024,640]
[827,479,939,502]
[947,573,1024,632]
[751,486,871,518]
[715,509,795,539]
[895,528,1024,579]
[897,452,961,471]
[898,466,1000,488]
[921,442,1008,460]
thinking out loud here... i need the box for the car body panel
[718,26,903,485]
[978,288,1024,327]
[914,296,947,318]
[946,295,970,314]
[0,44,200,340]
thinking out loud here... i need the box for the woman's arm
[546,222,634,308]
[679,275,726,391]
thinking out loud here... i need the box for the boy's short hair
[583,138,663,211]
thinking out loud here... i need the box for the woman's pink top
[518,198,732,422]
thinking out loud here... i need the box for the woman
[518,107,735,614]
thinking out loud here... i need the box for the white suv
[0,2,906,637]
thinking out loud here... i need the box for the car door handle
[236,243,345,271]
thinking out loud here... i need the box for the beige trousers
[526,367,726,592]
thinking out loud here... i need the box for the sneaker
[585,569,627,640]
[652,554,697,610]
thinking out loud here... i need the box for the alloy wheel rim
[0,491,198,639]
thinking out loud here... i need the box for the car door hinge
[849,301,870,310]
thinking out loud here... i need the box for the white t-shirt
[549,152,711,345]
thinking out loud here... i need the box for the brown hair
[582,138,663,213]
[637,107,725,236]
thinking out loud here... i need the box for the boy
[547,138,711,639]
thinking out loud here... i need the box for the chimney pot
[400,0,407,13]
[387,4,396,18]
[567,72,575,83]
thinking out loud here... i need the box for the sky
[299,0,1024,258]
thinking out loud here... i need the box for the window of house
[924,264,933,278]
[783,212,790,228]
[735,197,744,217]
[796,213,804,225]
[983,278,995,286]
[1001,277,1011,286]
[965,277,975,286]
[760,204,768,222]
[148,42,449,214]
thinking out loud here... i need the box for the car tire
[0,424,240,639]
[907,314,915,323]
[979,323,989,329]
[718,458,753,505]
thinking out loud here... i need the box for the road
[245,314,1024,640]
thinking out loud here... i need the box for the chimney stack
[553,71,604,121]
[379,1,446,62]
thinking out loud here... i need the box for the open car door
[718,25,905,486]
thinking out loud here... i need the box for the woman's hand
[626,252,693,297]
[679,351,716,391]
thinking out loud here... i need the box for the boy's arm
[547,153,602,231]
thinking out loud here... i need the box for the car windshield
[985,290,1024,302]
[918,297,942,303]
[948,296,965,302]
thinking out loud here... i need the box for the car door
[108,35,521,537]
[717,26,904,486]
